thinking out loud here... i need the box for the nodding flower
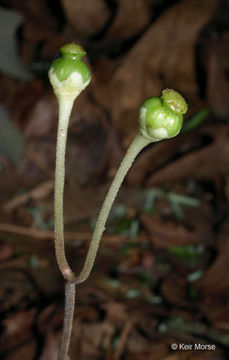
[139,89,188,142]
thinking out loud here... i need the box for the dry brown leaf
[125,340,172,360]
[199,297,229,331]
[127,337,171,360]
[95,0,217,139]
[140,207,212,249]
[71,321,113,358]
[0,158,23,204]
[0,77,44,129]
[11,0,57,28]
[37,304,63,360]
[113,319,135,360]
[103,302,128,327]
[37,303,59,333]
[17,140,55,187]
[24,94,57,139]
[121,248,141,270]
[161,275,193,308]
[95,276,153,303]
[76,306,99,322]
[105,0,151,41]
[17,90,108,187]
[4,340,36,360]
[3,180,53,212]
[39,330,61,360]
[206,34,229,118]
[22,19,68,65]
[127,136,185,186]
[126,329,149,353]
[0,243,13,262]
[0,309,36,352]
[195,220,229,298]
[0,270,37,312]
[62,0,110,37]
[170,353,221,360]
[147,125,229,186]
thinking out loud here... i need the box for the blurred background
[0,0,229,359]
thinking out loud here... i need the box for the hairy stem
[55,96,76,282]
[76,132,150,284]
[55,117,150,359]
[58,282,76,360]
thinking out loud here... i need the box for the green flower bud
[139,89,188,141]
[49,43,91,100]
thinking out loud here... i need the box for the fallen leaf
[104,0,151,41]
[0,242,13,262]
[11,0,57,29]
[206,35,229,118]
[127,333,165,356]
[195,220,229,298]
[24,94,57,139]
[39,330,60,360]
[3,180,54,212]
[161,275,194,308]
[0,157,23,202]
[140,204,212,249]
[0,309,36,353]
[4,340,36,360]
[0,270,38,312]
[19,90,108,187]
[146,125,229,186]
[199,297,229,331]
[61,0,110,38]
[161,354,218,360]
[70,321,106,358]
[95,0,217,139]
[102,302,128,327]
[127,136,185,186]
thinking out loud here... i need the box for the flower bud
[139,89,188,141]
[49,43,91,101]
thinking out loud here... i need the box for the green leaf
[182,107,210,133]
[168,244,205,266]
[167,192,200,219]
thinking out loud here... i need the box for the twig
[0,222,146,244]
[3,180,54,212]
[113,319,134,360]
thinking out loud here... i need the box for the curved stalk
[53,84,187,360]
[55,120,150,284]
[76,132,150,284]
[58,282,76,360]
[55,96,76,282]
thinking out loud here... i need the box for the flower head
[49,43,91,101]
[139,89,188,141]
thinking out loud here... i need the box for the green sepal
[51,57,91,83]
